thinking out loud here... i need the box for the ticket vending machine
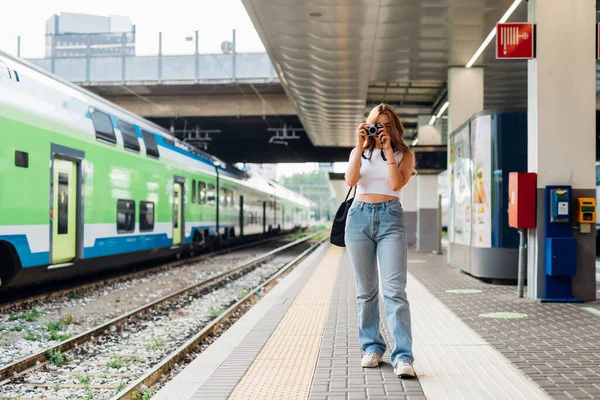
[543,186,579,302]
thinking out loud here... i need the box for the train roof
[1,50,313,208]
[0,49,232,171]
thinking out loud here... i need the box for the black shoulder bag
[330,186,357,247]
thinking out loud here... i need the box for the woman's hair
[364,103,412,154]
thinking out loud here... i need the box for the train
[0,49,313,290]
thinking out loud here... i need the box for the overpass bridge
[13,29,445,166]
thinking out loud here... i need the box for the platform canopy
[241,0,528,146]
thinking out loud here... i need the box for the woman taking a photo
[344,103,415,378]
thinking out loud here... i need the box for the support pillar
[417,174,439,252]
[448,68,484,134]
[447,67,484,264]
[527,0,596,301]
[401,178,417,246]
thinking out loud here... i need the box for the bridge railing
[3,29,279,85]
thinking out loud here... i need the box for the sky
[0,1,349,179]
[0,0,262,57]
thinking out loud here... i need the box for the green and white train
[0,50,312,289]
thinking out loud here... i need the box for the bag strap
[344,186,357,202]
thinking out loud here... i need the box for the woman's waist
[355,194,399,203]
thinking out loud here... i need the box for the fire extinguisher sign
[496,23,535,59]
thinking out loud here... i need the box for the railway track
[0,231,327,399]
[0,233,297,310]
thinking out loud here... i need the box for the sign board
[496,23,534,59]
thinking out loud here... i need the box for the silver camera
[366,123,383,136]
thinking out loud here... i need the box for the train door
[52,159,77,265]
[173,183,183,245]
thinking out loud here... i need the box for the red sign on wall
[496,23,535,59]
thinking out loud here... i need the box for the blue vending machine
[542,186,580,302]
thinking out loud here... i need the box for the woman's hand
[356,123,367,149]
[379,131,392,151]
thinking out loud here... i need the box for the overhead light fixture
[412,138,420,146]
[309,12,322,17]
[436,101,450,118]
[428,115,437,125]
[465,0,523,68]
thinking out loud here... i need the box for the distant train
[0,50,313,289]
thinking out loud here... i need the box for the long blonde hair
[364,103,412,155]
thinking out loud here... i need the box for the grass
[145,337,165,351]
[209,306,223,317]
[132,389,155,400]
[46,315,74,341]
[106,355,124,369]
[45,349,66,366]
[49,330,72,341]
[237,289,250,298]
[114,379,125,395]
[54,383,61,392]
[24,330,38,341]
[60,314,75,325]
[309,224,327,232]
[290,233,307,240]
[8,326,24,332]
[9,309,42,322]
[77,375,91,385]
[67,291,81,299]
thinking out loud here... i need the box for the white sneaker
[394,360,415,378]
[361,352,383,368]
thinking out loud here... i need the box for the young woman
[344,103,415,378]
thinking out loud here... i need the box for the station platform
[155,243,600,400]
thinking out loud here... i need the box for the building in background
[45,12,135,58]
[243,163,277,181]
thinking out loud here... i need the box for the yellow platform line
[228,245,343,400]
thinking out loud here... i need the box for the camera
[366,123,383,136]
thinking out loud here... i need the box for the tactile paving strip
[228,246,343,400]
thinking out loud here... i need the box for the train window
[57,173,69,234]
[139,201,154,232]
[207,184,216,206]
[220,188,227,206]
[173,192,179,229]
[141,130,160,158]
[91,108,117,144]
[227,190,233,207]
[15,151,28,168]
[117,199,135,233]
[199,181,206,204]
[119,120,140,152]
[192,179,196,204]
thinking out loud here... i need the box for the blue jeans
[345,199,413,365]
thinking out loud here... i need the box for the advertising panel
[452,125,471,245]
[471,115,492,248]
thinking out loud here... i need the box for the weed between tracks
[45,348,72,366]
[9,308,42,322]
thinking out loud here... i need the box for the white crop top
[349,148,404,198]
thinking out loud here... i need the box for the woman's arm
[345,148,363,186]
[345,123,368,186]
[385,150,414,191]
